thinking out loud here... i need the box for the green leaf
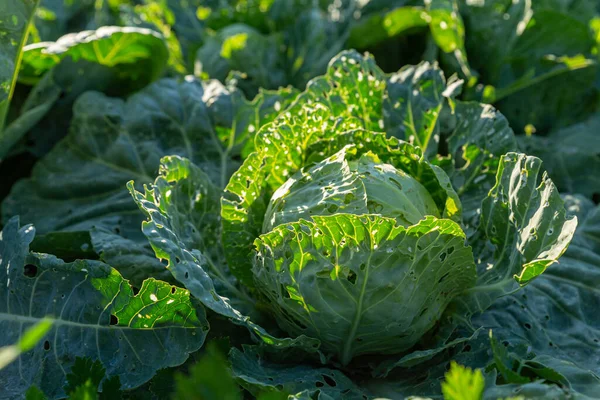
[284,8,350,89]
[475,247,600,396]
[19,26,168,84]
[29,230,96,261]
[3,77,287,280]
[384,61,448,155]
[0,0,39,133]
[0,71,60,161]
[196,24,285,97]
[441,101,518,229]
[0,217,208,399]
[348,7,430,49]
[441,361,484,400]
[460,153,577,315]
[427,0,472,78]
[128,158,320,354]
[254,214,475,365]
[230,346,368,399]
[173,342,242,400]
[519,113,600,198]
[128,155,244,302]
[460,2,598,132]
[8,25,174,159]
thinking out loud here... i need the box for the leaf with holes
[457,153,578,317]
[0,217,208,399]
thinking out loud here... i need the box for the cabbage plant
[125,51,579,397]
[2,48,587,399]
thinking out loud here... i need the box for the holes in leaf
[502,341,509,347]
[184,272,189,279]
[367,200,383,213]
[439,252,447,262]
[344,193,355,204]
[549,342,554,347]
[175,256,181,264]
[132,287,140,295]
[447,246,454,255]
[316,381,324,388]
[171,287,177,294]
[322,375,337,387]
[359,263,366,271]
[347,271,357,284]
[592,192,599,204]
[389,178,403,191]
[524,323,532,330]
[110,315,119,325]
[23,264,38,278]
[284,249,293,260]
[327,204,339,213]
[438,273,449,284]
[114,227,121,235]
[43,341,50,351]
[463,344,472,352]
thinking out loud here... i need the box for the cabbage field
[1,1,599,399]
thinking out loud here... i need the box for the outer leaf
[441,101,518,229]
[519,114,600,198]
[0,71,60,161]
[3,77,288,279]
[283,8,351,89]
[348,7,430,49]
[254,214,475,365]
[128,155,250,305]
[0,0,39,133]
[128,174,321,354]
[4,25,171,159]
[196,24,285,97]
[427,0,472,78]
[460,2,597,132]
[384,62,448,156]
[0,217,208,399]
[19,26,168,84]
[474,231,600,397]
[230,346,368,400]
[458,153,577,316]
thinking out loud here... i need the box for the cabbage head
[253,146,476,365]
